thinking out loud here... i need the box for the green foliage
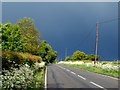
[17,17,41,55]
[63,64,119,78]
[2,50,42,70]
[65,56,71,61]
[2,22,23,52]
[66,50,100,61]
[38,40,57,63]
[31,71,45,88]
[71,50,86,60]
[53,59,59,63]
[2,17,58,66]
[2,62,45,89]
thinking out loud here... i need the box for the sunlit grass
[59,61,120,78]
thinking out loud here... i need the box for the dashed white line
[57,65,86,80]
[66,69,70,72]
[77,75,86,80]
[56,65,111,90]
[90,81,107,90]
[71,71,76,75]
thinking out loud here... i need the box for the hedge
[2,50,42,70]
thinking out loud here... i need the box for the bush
[2,62,45,89]
[2,64,34,89]
[2,50,42,70]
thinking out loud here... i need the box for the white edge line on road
[45,66,47,89]
[77,75,86,80]
[90,81,107,90]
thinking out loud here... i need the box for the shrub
[2,64,34,89]
[2,62,45,89]
[2,50,42,70]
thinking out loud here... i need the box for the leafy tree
[65,56,71,61]
[38,40,57,63]
[17,17,41,55]
[71,50,86,60]
[84,54,100,61]
[2,22,23,52]
[2,18,58,64]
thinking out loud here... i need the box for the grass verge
[29,70,45,89]
[63,64,120,78]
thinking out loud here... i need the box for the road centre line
[57,65,87,80]
[70,71,76,75]
[77,75,86,80]
[57,65,108,89]
[66,69,70,72]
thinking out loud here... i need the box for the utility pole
[94,21,98,64]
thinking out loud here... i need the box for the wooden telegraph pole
[94,21,98,64]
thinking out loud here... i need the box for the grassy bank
[30,70,45,88]
[59,61,120,78]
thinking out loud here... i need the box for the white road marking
[57,65,86,80]
[77,75,86,80]
[66,69,70,72]
[90,81,107,90]
[71,71,76,75]
[57,65,109,89]
[45,66,47,89]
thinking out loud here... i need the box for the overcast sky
[2,2,118,60]
[1,0,120,2]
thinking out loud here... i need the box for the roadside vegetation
[65,50,100,61]
[59,60,120,78]
[0,17,57,89]
[59,50,119,78]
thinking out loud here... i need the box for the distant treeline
[65,50,100,61]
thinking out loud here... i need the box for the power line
[77,24,95,49]
[98,17,120,24]
[78,17,119,52]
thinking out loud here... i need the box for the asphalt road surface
[47,64,119,89]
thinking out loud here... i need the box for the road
[46,64,119,89]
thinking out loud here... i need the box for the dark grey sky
[2,2,118,60]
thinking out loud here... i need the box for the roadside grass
[100,61,120,65]
[31,66,46,89]
[32,71,44,88]
[63,64,119,78]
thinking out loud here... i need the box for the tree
[65,56,71,61]
[2,22,23,52]
[71,50,86,60]
[38,40,57,63]
[17,17,41,55]
[87,54,100,61]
